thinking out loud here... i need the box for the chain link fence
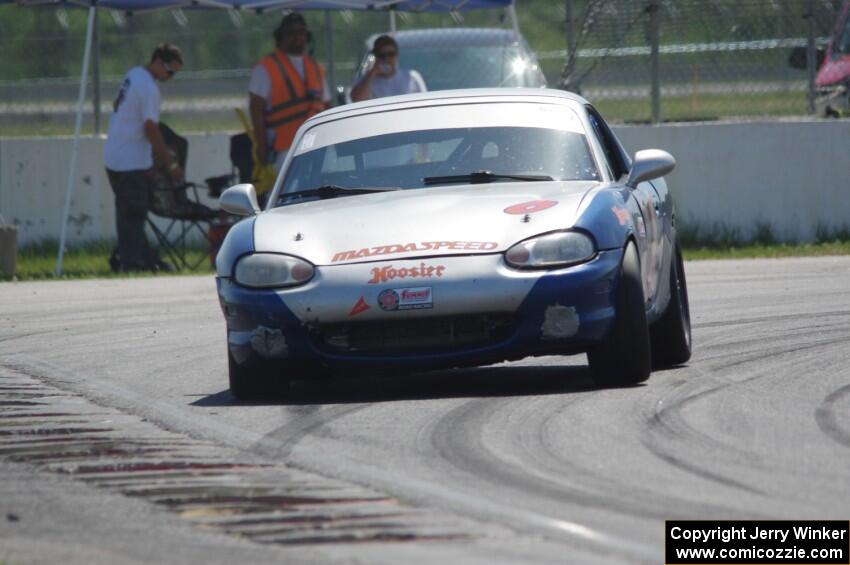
[550,0,844,123]
[0,0,845,135]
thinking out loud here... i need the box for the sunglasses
[376,50,398,59]
[162,61,177,77]
[286,27,309,37]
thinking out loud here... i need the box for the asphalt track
[1,256,849,564]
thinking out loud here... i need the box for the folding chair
[147,123,229,270]
[230,132,254,184]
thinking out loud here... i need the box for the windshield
[400,45,540,89]
[276,103,598,206]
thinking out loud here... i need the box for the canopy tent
[2,0,516,274]
[5,1,511,10]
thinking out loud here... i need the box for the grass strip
[2,240,212,281]
[683,240,850,261]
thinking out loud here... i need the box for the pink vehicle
[802,1,850,116]
[817,2,850,115]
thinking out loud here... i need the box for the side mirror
[627,149,676,188]
[220,183,261,216]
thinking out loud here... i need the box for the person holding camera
[350,35,427,102]
[249,12,331,173]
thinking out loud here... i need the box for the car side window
[586,106,629,181]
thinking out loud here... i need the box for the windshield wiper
[281,185,400,201]
[423,170,554,186]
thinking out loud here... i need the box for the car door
[586,107,663,306]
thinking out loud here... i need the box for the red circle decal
[503,200,559,215]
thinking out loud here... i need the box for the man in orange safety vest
[249,13,331,174]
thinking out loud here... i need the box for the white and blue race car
[216,89,691,399]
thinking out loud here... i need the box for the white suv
[346,27,546,101]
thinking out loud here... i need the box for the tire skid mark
[694,309,850,329]
[431,397,616,510]
[255,403,373,459]
[533,393,747,519]
[0,366,477,546]
[815,383,850,449]
[696,324,849,358]
[642,315,850,500]
[639,360,773,496]
[642,384,763,494]
[0,332,48,344]
[425,396,660,561]
[519,388,741,518]
[700,334,850,372]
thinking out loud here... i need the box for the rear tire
[228,350,289,401]
[650,242,692,368]
[588,242,651,386]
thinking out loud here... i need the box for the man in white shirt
[249,13,331,176]
[350,35,427,102]
[104,43,183,272]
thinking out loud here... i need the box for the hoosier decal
[368,263,446,284]
[332,241,498,263]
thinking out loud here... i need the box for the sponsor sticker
[378,287,433,311]
[611,206,630,226]
[368,263,445,284]
[332,241,498,263]
[504,200,558,215]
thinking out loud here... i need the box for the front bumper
[217,249,622,375]
[816,83,849,116]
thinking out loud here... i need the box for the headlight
[234,253,315,288]
[505,231,596,269]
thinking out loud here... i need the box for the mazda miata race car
[217,89,691,399]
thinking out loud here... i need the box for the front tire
[650,242,692,368]
[228,350,289,401]
[588,241,652,386]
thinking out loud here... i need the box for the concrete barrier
[0,133,232,246]
[1,119,849,246]
[614,119,850,242]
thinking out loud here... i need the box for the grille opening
[316,314,515,353]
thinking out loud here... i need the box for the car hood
[253,181,599,266]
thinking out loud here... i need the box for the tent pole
[92,6,101,134]
[389,9,396,33]
[507,2,519,40]
[56,3,96,276]
[324,10,337,99]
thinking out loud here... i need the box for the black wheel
[650,242,692,368]
[228,350,289,401]
[588,241,651,386]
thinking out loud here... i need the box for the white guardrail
[1,119,850,247]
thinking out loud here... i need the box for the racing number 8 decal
[504,200,559,215]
